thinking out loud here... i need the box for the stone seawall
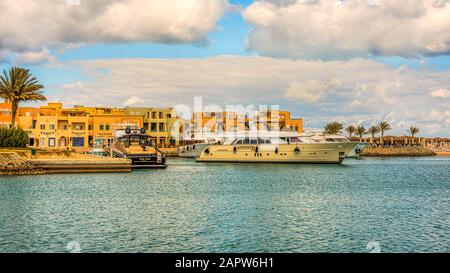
[0,152,45,176]
[1,151,132,176]
[29,158,132,173]
[362,147,436,157]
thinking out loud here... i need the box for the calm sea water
[0,157,448,253]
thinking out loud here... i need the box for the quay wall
[0,152,45,176]
[1,151,132,176]
[29,159,132,174]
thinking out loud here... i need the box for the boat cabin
[114,134,157,154]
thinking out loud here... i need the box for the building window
[151,112,157,119]
[151,123,157,132]
[159,123,165,132]
[99,124,104,131]
[159,112,164,119]
[48,138,56,147]
[72,137,85,147]
[49,124,55,130]
[167,113,171,118]
[105,124,110,131]
[40,124,45,130]
[88,125,93,130]
[39,137,45,147]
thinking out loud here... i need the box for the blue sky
[0,0,449,136]
[1,0,254,88]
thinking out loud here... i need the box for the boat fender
[204,148,210,155]
[233,146,237,153]
[294,147,300,154]
[255,146,259,153]
[275,147,278,154]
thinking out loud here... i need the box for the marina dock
[1,152,131,175]
[29,158,132,174]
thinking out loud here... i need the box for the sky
[0,0,449,136]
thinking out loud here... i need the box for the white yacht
[196,135,358,164]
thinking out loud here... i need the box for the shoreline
[361,147,436,157]
[435,151,450,156]
[1,151,131,176]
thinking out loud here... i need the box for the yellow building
[124,107,180,147]
[19,103,90,150]
[18,103,142,151]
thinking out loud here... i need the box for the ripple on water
[0,157,449,252]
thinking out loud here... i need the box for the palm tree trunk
[10,101,18,128]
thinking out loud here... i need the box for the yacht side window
[250,139,257,144]
[257,138,265,144]
[243,138,250,144]
[235,139,243,144]
[265,139,271,144]
[326,138,335,142]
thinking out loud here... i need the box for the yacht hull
[346,143,368,158]
[196,142,359,164]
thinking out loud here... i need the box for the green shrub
[0,128,29,147]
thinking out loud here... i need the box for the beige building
[125,107,181,147]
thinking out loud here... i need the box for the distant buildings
[188,110,303,138]
[0,99,304,151]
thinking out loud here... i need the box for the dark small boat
[109,130,167,169]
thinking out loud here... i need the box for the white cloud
[14,49,57,65]
[430,88,450,98]
[124,96,144,106]
[243,0,450,59]
[284,79,341,103]
[66,0,81,6]
[0,0,229,62]
[45,56,450,136]
[62,81,84,90]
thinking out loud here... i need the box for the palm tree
[367,126,380,144]
[345,125,356,138]
[323,122,343,135]
[0,67,46,128]
[377,121,391,145]
[407,126,420,144]
[356,125,366,141]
